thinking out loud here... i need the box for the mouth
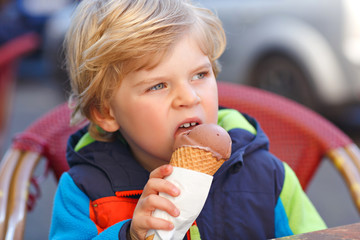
[179,122,199,128]
[175,120,201,137]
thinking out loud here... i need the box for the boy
[49,0,326,239]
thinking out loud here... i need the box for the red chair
[0,81,360,239]
[218,82,360,191]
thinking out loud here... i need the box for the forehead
[152,37,208,70]
[118,35,211,88]
[143,35,209,74]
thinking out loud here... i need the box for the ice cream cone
[145,234,154,240]
[170,146,225,176]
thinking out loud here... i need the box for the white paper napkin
[146,167,213,240]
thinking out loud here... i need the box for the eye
[192,72,208,81]
[149,83,166,91]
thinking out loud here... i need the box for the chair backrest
[0,81,360,239]
[218,82,353,188]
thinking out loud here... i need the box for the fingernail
[172,188,180,195]
[173,208,180,216]
[169,222,174,229]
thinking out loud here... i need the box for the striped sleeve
[274,162,327,237]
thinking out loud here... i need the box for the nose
[172,82,200,108]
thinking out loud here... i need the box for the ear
[91,107,120,132]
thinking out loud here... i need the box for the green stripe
[279,162,327,234]
[74,132,95,152]
[218,109,256,134]
[189,225,201,240]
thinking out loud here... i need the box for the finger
[130,214,174,240]
[134,214,175,232]
[132,194,179,236]
[142,177,180,198]
[149,164,173,179]
[141,194,180,217]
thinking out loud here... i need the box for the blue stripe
[274,198,293,238]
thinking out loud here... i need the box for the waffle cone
[145,234,154,240]
[170,146,225,176]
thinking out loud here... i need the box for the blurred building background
[1,0,360,239]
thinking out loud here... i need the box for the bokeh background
[1,0,359,239]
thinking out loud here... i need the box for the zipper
[115,190,143,198]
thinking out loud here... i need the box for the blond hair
[65,0,226,140]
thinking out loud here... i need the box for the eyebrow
[133,76,168,88]
[192,63,212,73]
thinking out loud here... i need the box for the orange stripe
[89,200,103,234]
[90,195,141,233]
[115,190,143,197]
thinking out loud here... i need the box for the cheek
[208,98,219,124]
[119,105,167,146]
[203,84,219,123]
[122,99,166,132]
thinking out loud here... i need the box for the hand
[129,164,181,240]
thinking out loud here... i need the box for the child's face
[107,34,219,171]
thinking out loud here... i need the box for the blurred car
[200,0,360,130]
